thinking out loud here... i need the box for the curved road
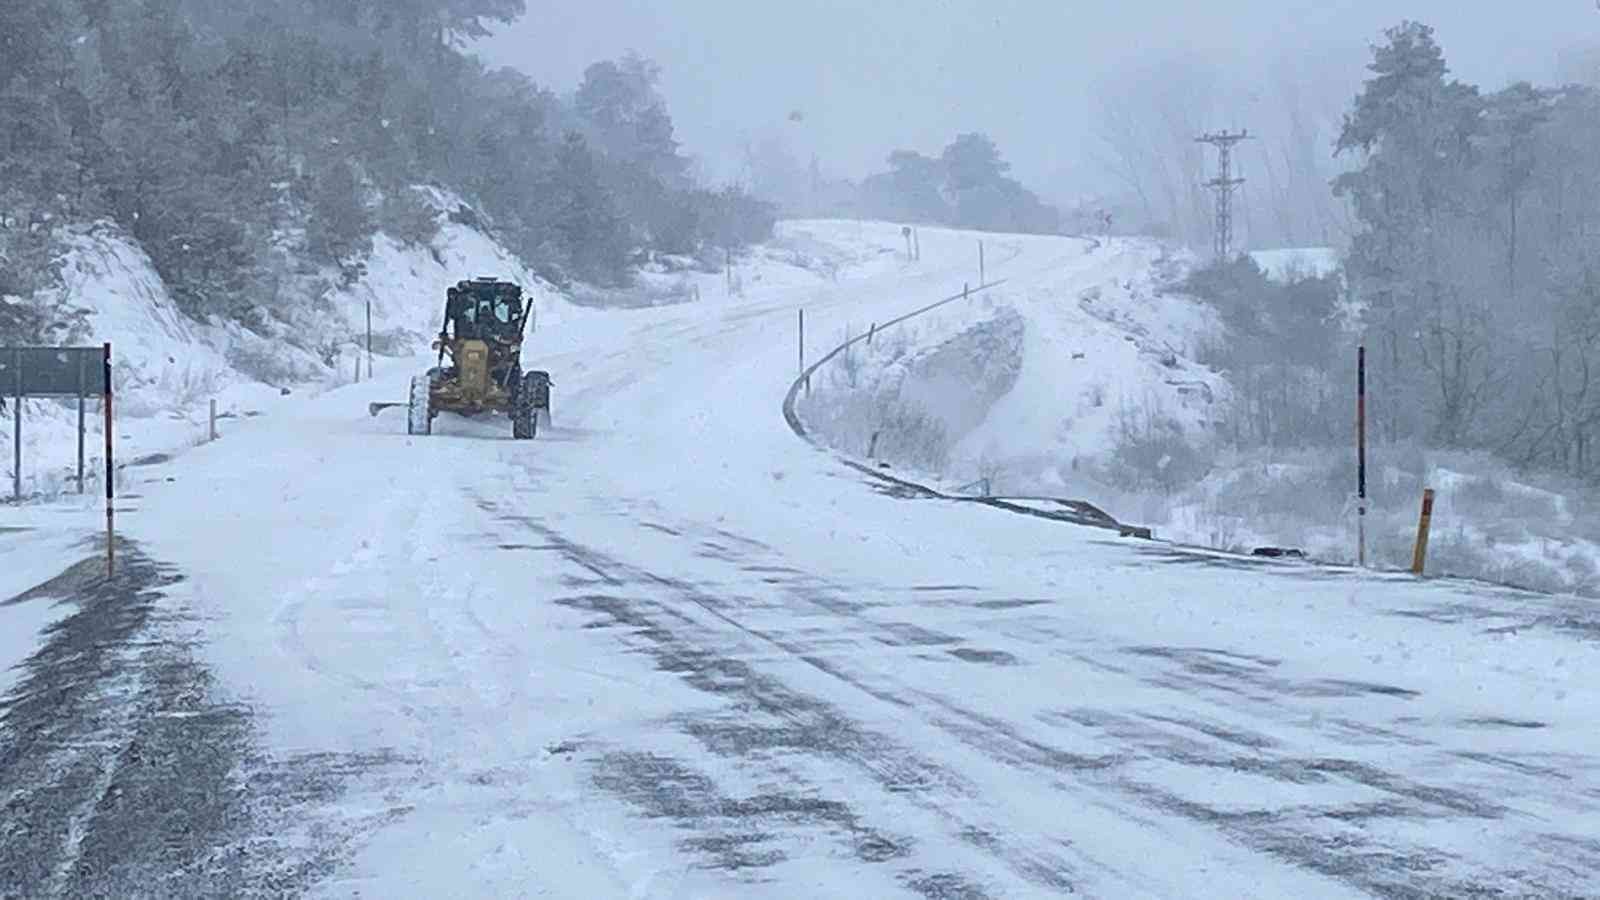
[4,223,1599,898]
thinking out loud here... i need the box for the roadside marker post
[1411,488,1435,577]
[76,351,87,493]
[11,348,20,502]
[103,343,115,577]
[1357,345,1367,567]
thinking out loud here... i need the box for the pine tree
[551,132,630,285]
[1334,21,1486,443]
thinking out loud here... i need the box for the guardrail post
[209,398,218,442]
[979,240,985,284]
[1411,488,1435,576]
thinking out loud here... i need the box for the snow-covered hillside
[797,236,1229,498]
[1,208,919,500]
[0,199,580,498]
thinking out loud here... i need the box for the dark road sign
[1,347,108,398]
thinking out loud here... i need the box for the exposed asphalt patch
[947,647,1019,665]
[972,598,1052,610]
[1119,645,1420,704]
[1138,713,1280,751]
[903,870,996,899]
[875,622,961,647]
[1459,717,1547,730]
[0,544,414,898]
[591,749,913,872]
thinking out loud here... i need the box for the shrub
[1104,398,1213,494]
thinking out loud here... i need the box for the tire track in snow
[474,494,1085,898]
[535,493,1600,898]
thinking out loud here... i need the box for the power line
[1195,129,1252,261]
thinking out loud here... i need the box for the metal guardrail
[779,276,1135,534]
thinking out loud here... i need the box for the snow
[5,219,1599,896]
[0,525,82,703]
[1247,246,1340,282]
[0,203,582,501]
[799,233,1227,496]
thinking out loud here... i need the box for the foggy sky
[476,2,1598,203]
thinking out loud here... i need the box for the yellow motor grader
[370,278,551,439]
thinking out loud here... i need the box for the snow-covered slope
[2,225,301,497]
[2,207,910,500]
[0,205,578,498]
[798,235,1228,497]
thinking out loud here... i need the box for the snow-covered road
[4,224,1600,898]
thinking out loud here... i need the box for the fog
[478,2,1597,219]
